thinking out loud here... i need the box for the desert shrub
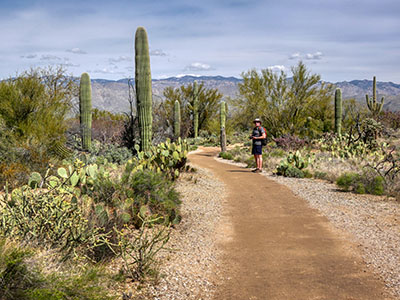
[276,151,310,178]
[336,172,360,191]
[266,148,286,158]
[336,172,385,195]
[116,216,170,281]
[0,239,116,300]
[128,170,181,225]
[378,110,400,130]
[313,171,328,180]
[274,134,306,150]
[219,152,234,160]
[233,62,333,137]
[277,165,304,178]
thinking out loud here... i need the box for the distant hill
[89,76,400,113]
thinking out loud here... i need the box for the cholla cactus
[366,76,384,117]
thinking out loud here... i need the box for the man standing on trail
[250,118,266,173]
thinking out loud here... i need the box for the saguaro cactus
[79,72,92,150]
[193,81,199,138]
[135,26,153,151]
[174,100,181,139]
[220,101,227,152]
[334,88,342,136]
[366,76,384,117]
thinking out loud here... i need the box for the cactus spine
[366,76,384,117]
[174,100,181,139]
[220,101,227,152]
[79,72,92,150]
[334,88,342,136]
[135,27,153,151]
[193,81,199,138]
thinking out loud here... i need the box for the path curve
[189,147,393,300]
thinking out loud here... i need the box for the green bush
[219,152,233,160]
[366,175,384,195]
[129,170,181,225]
[336,172,385,195]
[336,172,360,191]
[0,239,115,300]
[277,165,304,178]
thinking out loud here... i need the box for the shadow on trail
[227,170,252,173]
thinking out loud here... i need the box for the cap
[253,118,262,123]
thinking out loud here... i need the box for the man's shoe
[252,168,259,173]
[256,169,262,173]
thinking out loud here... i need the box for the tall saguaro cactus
[79,72,92,150]
[135,26,153,151]
[220,101,227,152]
[193,81,199,138]
[174,100,181,139]
[334,88,342,136]
[366,76,384,117]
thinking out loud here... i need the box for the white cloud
[184,62,213,71]
[21,54,37,59]
[150,49,167,56]
[61,62,80,67]
[40,54,62,61]
[305,51,323,60]
[289,52,300,60]
[92,68,124,75]
[109,55,131,63]
[66,47,87,54]
[267,65,286,72]
[176,73,202,78]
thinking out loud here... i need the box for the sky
[1,0,400,82]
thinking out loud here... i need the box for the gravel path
[149,163,226,300]
[217,157,400,299]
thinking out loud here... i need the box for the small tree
[233,61,333,137]
[161,82,222,138]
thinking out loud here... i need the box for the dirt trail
[188,147,392,300]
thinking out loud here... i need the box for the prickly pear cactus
[334,88,342,136]
[79,72,92,150]
[174,100,181,139]
[135,27,153,151]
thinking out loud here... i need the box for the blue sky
[1,0,399,82]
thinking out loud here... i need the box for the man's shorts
[252,145,263,155]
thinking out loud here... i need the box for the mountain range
[89,76,400,113]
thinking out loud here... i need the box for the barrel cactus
[366,76,384,117]
[193,81,199,138]
[135,26,153,151]
[174,100,181,139]
[79,72,92,150]
[220,101,227,152]
[334,88,342,136]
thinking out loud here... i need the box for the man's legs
[258,154,263,170]
[254,154,262,171]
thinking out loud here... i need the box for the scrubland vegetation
[0,25,399,299]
